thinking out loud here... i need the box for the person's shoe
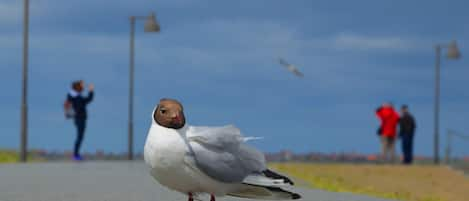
[73,155,84,161]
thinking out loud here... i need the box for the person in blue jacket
[66,80,94,161]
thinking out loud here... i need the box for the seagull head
[153,98,186,129]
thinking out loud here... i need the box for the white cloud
[332,33,419,51]
[135,19,315,68]
[0,1,46,25]
[0,1,21,24]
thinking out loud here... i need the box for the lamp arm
[130,16,149,20]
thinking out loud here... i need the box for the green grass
[0,150,46,163]
[0,150,19,163]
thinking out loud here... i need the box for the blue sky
[1,0,469,156]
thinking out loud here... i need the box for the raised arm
[85,84,94,104]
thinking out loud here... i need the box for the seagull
[279,58,304,78]
[144,98,301,201]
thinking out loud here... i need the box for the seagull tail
[242,136,264,142]
[228,169,301,200]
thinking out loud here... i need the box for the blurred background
[1,0,468,162]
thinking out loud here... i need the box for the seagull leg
[188,193,194,201]
[210,194,215,201]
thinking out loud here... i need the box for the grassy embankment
[271,163,469,201]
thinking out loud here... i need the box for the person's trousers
[74,118,86,156]
[401,133,414,164]
[380,135,396,162]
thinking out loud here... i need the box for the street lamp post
[433,40,460,164]
[128,12,160,160]
[20,0,30,162]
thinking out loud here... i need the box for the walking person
[399,105,416,165]
[376,102,400,162]
[66,80,94,161]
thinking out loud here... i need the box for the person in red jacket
[376,102,400,162]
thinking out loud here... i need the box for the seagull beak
[172,115,182,123]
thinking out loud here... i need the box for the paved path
[0,162,396,201]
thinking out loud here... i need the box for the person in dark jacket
[67,80,94,161]
[399,105,416,165]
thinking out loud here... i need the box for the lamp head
[144,12,160,33]
[447,40,461,59]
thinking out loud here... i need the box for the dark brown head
[153,98,186,129]
[401,104,409,114]
[72,80,84,92]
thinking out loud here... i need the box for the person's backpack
[64,100,74,119]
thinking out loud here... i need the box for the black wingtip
[292,193,301,199]
[264,186,302,200]
[262,169,295,185]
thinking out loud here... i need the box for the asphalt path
[0,161,397,201]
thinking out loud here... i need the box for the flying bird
[144,98,301,201]
[279,58,304,77]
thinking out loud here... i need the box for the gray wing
[279,58,290,66]
[186,125,266,183]
[188,125,243,150]
[288,65,304,77]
